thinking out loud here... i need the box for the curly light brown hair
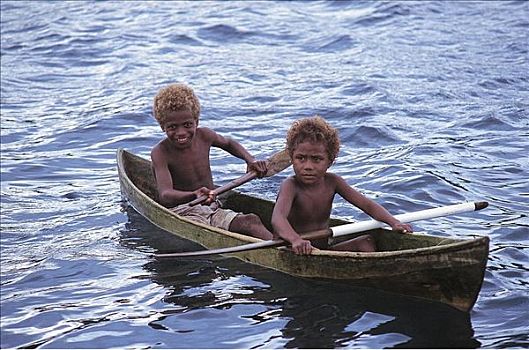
[153,83,201,125]
[286,115,340,162]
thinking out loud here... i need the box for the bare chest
[290,185,335,230]
[167,146,213,190]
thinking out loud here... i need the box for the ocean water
[1,1,528,348]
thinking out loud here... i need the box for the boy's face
[161,110,197,149]
[291,140,331,185]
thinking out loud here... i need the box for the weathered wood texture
[117,149,489,312]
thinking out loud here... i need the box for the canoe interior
[118,148,489,312]
[120,148,464,252]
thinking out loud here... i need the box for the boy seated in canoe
[151,83,273,240]
[271,116,413,254]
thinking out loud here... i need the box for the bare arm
[209,129,267,177]
[334,174,413,233]
[271,178,314,254]
[151,145,211,207]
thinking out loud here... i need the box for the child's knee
[360,235,376,251]
[232,213,272,240]
[232,213,262,231]
[242,213,263,227]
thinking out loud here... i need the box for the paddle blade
[265,149,291,176]
[188,149,290,207]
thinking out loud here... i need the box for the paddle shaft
[154,201,488,258]
[331,201,489,237]
[187,149,291,207]
[188,172,256,206]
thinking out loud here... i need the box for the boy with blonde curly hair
[271,116,412,254]
[151,83,273,240]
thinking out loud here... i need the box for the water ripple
[1,1,528,348]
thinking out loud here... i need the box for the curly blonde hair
[153,83,201,125]
[286,115,340,162]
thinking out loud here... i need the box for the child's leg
[330,234,376,252]
[229,213,273,240]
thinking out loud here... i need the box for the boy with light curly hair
[271,116,412,254]
[151,83,273,240]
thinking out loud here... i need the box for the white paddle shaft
[331,201,487,237]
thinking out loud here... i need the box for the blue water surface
[1,1,528,348]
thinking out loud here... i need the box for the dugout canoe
[117,148,489,312]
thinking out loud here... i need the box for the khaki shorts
[170,201,239,231]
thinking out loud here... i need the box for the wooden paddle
[155,201,489,258]
[187,149,291,207]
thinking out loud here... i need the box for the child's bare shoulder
[280,176,298,189]
[325,172,341,181]
[324,172,345,186]
[195,126,217,139]
[151,139,166,154]
[150,140,169,166]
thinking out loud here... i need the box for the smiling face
[291,140,332,186]
[161,109,197,149]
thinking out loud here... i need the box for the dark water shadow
[119,203,480,349]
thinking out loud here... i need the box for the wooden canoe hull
[117,148,489,312]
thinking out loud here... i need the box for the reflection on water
[120,204,480,348]
[2,0,528,348]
